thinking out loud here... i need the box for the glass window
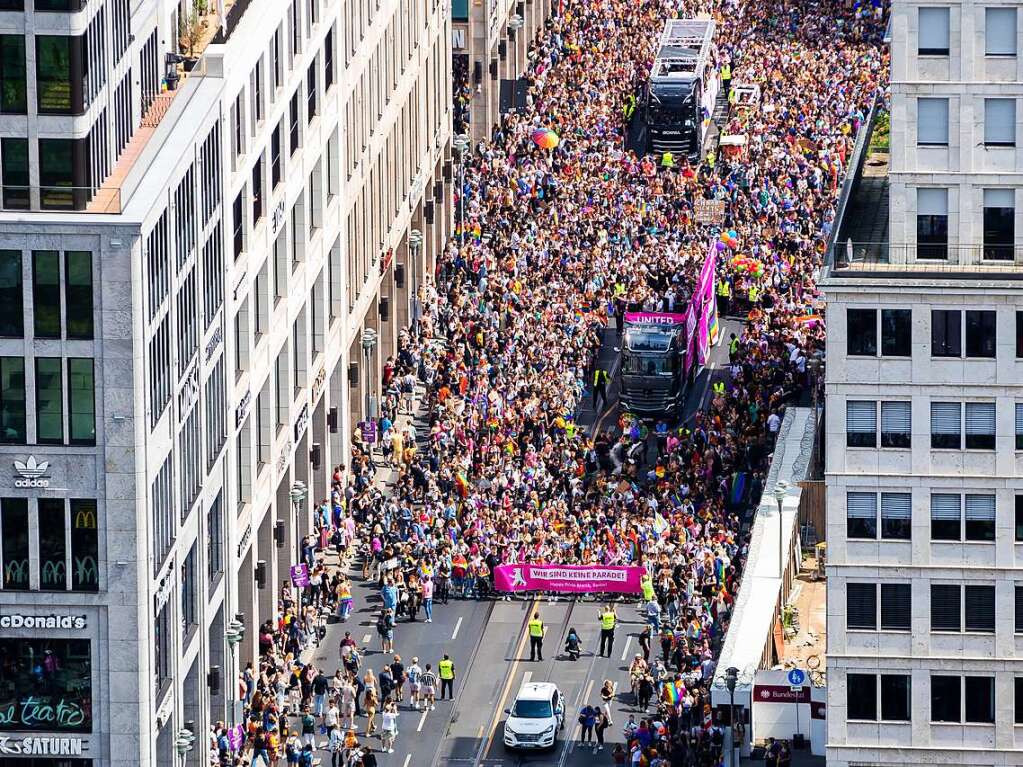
[964,676,995,723]
[881,309,911,356]
[965,310,996,358]
[1017,311,1023,358]
[35,35,74,114]
[880,492,912,540]
[1016,494,1023,541]
[70,498,98,591]
[917,98,949,145]
[32,250,61,338]
[0,357,25,443]
[35,357,63,444]
[931,309,961,357]
[964,493,996,541]
[64,250,93,339]
[919,7,950,54]
[983,188,1015,260]
[0,35,27,114]
[1,137,29,210]
[846,400,877,447]
[931,493,962,540]
[931,583,962,630]
[880,401,912,448]
[930,402,961,449]
[917,188,948,259]
[1,497,29,589]
[67,358,95,445]
[931,675,960,722]
[964,402,996,450]
[847,491,878,539]
[985,98,1016,146]
[1016,678,1023,724]
[986,7,1017,55]
[847,308,877,356]
[0,637,91,731]
[880,583,911,630]
[0,250,23,337]
[847,583,877,630]
[847,674,877,720]
[963,584,995,632]
[38,497,66,590]
[881,675,911,721]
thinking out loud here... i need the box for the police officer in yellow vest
[716,279,731,316]
[661,151,675,168]
[748,283,760,305]
[593,367,610,412]
[598,604,617,657]
[438,654,456,700]
[720,61,732,101]
[712,380,726,398]
[528,611,546,662]
[623,93,637,125]
[728,332,740,363]
[706,149,716,169]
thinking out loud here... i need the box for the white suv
[503,682,565,751]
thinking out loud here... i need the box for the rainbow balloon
[531,128,560,149]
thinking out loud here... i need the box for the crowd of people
[452,54,473,136]
[209,0,887,761]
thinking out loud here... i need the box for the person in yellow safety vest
[728,86,738,106]
[720,61,732,99]
[565,418,577,439]
[706,149,716,169]
[528,611,546,662]
[593,367,610,412]
[661,151,675,168]
[712,380,726,397]
[716,280,731,316]
[623,93,637,124]
[598,605,618,657]
[438,655,456,700]
[728,332,740,361]
[748,283,760,305]
[640,573,655,603]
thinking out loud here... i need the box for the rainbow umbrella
[531,128,560,149]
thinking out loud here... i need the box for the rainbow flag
[455,472,469,498]
[663,680,684,704]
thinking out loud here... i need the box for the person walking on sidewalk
[528,611,546,661]
[438,654,456,700]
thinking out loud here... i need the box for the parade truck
[617,311,697,418]
[643,18,718,160]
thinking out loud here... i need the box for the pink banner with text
[493,564,645,593]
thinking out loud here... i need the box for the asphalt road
[304,317,740,767]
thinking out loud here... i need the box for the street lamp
[174,726,196,766]
[224,620,245,728]
[408,229,424,333]
[452,134,471,244]
[724,666,739,767]
[361,327,379,423]
[773,480,789,579]
[807,355,824,476]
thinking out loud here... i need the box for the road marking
[362,633,372,644]
[558,675,596,767]
[402,756,411,767]
[417,709,428,733]
[620,634,633,661]
[452,616,463,640]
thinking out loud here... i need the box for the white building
[824,1,1023,765]
[0,0,453,764]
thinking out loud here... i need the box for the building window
[964,402,996,449]
[1016,678,1023,724]
[986,7,1017,55]
[965,677,995,723]
[252,159,263,223]
[207,491,223,581]
[931,309,961,357]
[64,250,93,339]
[880,492,912,540]
[880,401,911,448]
[70,498,98,591]
[1016,494,1023,541]
[965,310,996,357]
[964,584,996,632]
[38,498,65,590]
[846,400,877,447]
[324,25,335,90]
[271,122,282,189]
[931,493,962,540]
[306,60,318,120]
[290,91,301,154]
[847,673,877,721]
[881,583,911,630]
[930,402,961,448]
[963,493,996,541]
[917,98,949,145]
[233,191,245,260]
[847,491,877,539]
[0,35,27,114]
[154,598,171,695]
[919,7,950,55]
[847,583,877,630]
[67,358,95,445]
[36,35,81,114]
[984,98,1016,147]
[0,638,91,732]
[931,583,961,631]
[847,308,877,356]
[0,356,25,443]
[35,357,63,444]
[0,498,28,589]
[32,250,61,338]
[983,188,1015,260]
[931,676,961,722]
[917,188,948,259]
[881,675,911,722]
[0,250,23,337]
[881,309,912,356]
[1,137,29,209]
[1017,312,1023,357]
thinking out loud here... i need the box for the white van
[503,682,565,751]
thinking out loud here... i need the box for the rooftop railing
[830,241,1023,271]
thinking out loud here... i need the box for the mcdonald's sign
[73,509,97,529]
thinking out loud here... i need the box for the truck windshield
[625,327,674,351]
[623,353,675,376]
[511,699,553,718]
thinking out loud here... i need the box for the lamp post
[361,328,379,424]
[807,355,824,477]
[224,619,245,728]
[725,666,739,767]
[452,134,470,245]
[507,14,524,75]
[174,725,196,766]
[773,480,789,579]
[408,229,424,333]
[290,480,308,608]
